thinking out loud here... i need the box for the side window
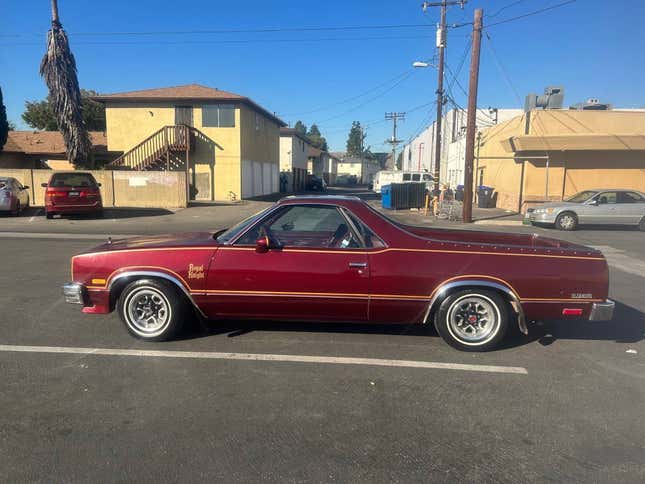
[402,173,411,181]
[598,192,617,204]
[342,209,386,248]
[236,205,361,249]
[619,192,644,203]
[412,174,421,181]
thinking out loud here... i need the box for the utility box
[382,182,426,210]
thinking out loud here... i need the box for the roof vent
[569,98,612,110]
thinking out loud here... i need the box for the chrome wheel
[446,295,500,345]
[124,287,172,336]
[557,213,576,230]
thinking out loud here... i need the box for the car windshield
[215,206,274,243]
[565,190,598,203]
[50,173,97,188]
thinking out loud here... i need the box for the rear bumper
[46,201,102,213]
[589,299,615,321]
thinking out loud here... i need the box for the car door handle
[348,262,367,268]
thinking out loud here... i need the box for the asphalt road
[1,190,644,482]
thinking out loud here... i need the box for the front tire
[555,211,577,231]
[117,279,188,341]
[12,201,20,216]
[434,289,509,351]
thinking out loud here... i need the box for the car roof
[278,195,364,205]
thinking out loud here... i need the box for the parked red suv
[42,172,103,219]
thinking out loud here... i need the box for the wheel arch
[108,270,206,318]
[423,279,527,335]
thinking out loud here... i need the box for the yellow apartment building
[94,84,285,201]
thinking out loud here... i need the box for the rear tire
[555,211,577,231]
[117,279,188,341]
[434,289,509,352]
[639,217,645,232]
[46,212,54,220]
[12,201,20,217]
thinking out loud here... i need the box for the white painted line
[0,344,527,375]
[0,232,138,240]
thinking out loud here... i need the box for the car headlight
[534,208,555,214]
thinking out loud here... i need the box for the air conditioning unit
[524,86,565,111]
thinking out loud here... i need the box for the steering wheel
[328,224,349,248]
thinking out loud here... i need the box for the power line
[486,0,577,28]
[487,0,531,19]
[280,68,414,117]
[483,32,523,105]
[0,23,434,38]
[316,71,416,124]
[1,34,433,47]
[452,0,577,28]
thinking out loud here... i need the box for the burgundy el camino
[63,196,614,351]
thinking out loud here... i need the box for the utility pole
[462,8,483,223]
[385,112,405,169]
[422,0,467,191]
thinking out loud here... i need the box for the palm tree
[40,0,91,167]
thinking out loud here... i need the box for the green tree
[0,87,8,152]
[307,124,328,151]
[293,120,307,135]
[345,121,365,157]
[22,89,105,132]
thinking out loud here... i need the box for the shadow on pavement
[536,300,645,345]
[60,208,175,220]
[176,300,644,351]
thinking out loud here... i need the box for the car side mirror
[255,236,270,253]
[41,183,48,188]
[97,183,102,187]
[22,185,29,189]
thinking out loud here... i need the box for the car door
[616,191,645,225]
[15,180,29,206]
[588,191,617,224]
[203,204,370,322]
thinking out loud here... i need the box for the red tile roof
[93,83,286,126]
[4,131,108,155]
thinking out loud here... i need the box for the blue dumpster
[381,184,393,209]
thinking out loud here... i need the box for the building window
[202,104,235,127]
[255,113,265,131]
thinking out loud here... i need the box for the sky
[2,0,644,152]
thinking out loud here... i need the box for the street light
[412,61,435,68]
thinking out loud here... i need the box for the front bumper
[589,299,615,321]
[527,210,557,224]
[63,282,86,305]
[0,197,14,211]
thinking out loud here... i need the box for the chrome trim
[422,280,528,335]
[63,282,85,305]
[107,271,207,319]
[348,262,368,268]
[589,299,615,321]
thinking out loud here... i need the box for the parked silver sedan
[528,189,645,231]
[0,177,30,216]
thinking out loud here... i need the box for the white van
[373,170,434,194]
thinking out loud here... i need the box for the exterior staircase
[109,125,193,171]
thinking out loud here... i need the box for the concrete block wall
[0,169,187,208]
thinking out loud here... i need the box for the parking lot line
[0,344,527,375]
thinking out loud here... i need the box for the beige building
[335,155,380,185]
[279,128,311,191]
[308,148,338,185]
[477,109,645,212]
[94,84,285,201]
